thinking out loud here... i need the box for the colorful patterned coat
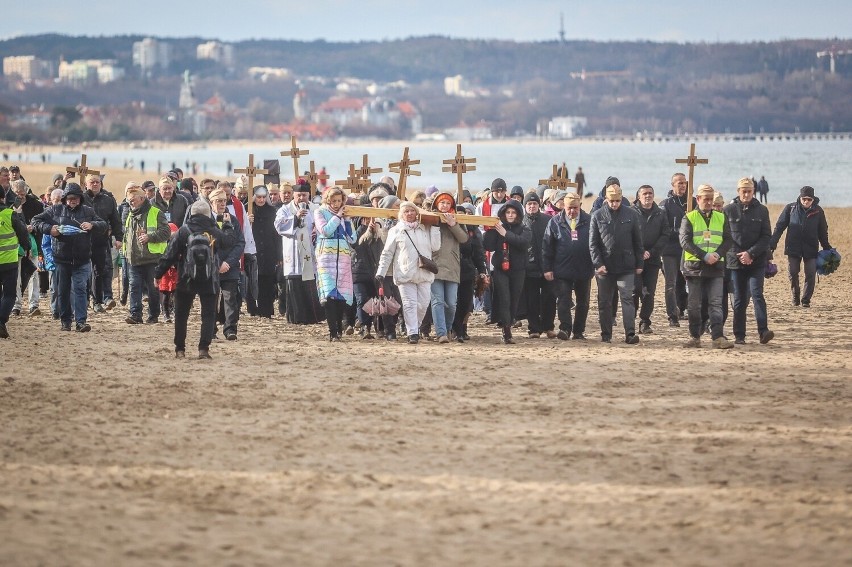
[313,206,356,305]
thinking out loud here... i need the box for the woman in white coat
[376,201,441,344]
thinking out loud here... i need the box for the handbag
[404,230,439,274]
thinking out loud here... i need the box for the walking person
[122,185,170,324]
[314,187,357,341]
[246,186,282,318]
[430,191,468,344]
[660,173,695,326]
[522,191,556,338]
[724,178,774,345]
[632,185,670,334]
[0,195,32,338]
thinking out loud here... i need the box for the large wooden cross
[388,147,420,201]
[335,163,369,194]
[343,205,498,227]
[233,153,269,215]
[66,153,100,185]
[303,160,329,200]
[442,144,476,203]
[281,135,309,182]
[539,164,578,191]
[675,143,709,213]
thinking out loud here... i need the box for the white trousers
[397,281,431,337]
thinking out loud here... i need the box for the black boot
[501,325,515,344]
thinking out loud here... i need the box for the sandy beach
[1,159,850,566]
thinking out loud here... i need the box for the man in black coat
[659,172,695,326]
[724,178,774,345]
[83,174,123,312]
[589,183,644,344]
[155,199,238,359]
[521,192,556,338]
[542,192,595,340]
[31,183,108,332]
[632,185,670,334]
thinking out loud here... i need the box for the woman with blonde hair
[376,201,441,344]
[313,187,356,341]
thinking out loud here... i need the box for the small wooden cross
[442,144,476,203]
[335,163,367,193]
[357,154,382,186]
[539,164,578,191]
[388,147,420,201]
[66,153,100,185]
[675,143,709,212]
[302,160,329,200]
[281,136,310,183]
[233,153,269,216]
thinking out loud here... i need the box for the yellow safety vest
[124,206,167,255]
[683,210,724,262]
[0,208,17,265]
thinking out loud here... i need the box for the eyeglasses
[800,197,814,201]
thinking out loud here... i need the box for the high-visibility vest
[124,206,167,255]
[0,208,17,265]
[683,210,724,262]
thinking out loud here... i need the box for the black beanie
[604,176,620,189]
[800,186,815,199]
[510,185,524,197]
[491,178,507,192]
[523,192,541,205]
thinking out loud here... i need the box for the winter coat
[660,191,697,257]
[250,202,283,276]
[770,198,832,260]
[0,204,31,271]
[482,200,533,274]
[433,221,469,283]
[313,206,357,305]
[216,214,245,283]
[14,193,44,253]
[632,202,670,268]
[31,202,107,267]
[154,213,237,295]
[352,221,385,284]
[459,226,486,281]
[122,201,170,266]
[376,222,441,285]
[523,210,550,277]
[724,197,771,269]
[151,192,190,228]
[679,209,733,278]
[541,210,594,281]
[589,204,643,275]
[84,189,123,246]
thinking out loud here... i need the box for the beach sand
[1,159,851,566]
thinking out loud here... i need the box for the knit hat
[695,184,715,199]
[604,176,620,190]
[433,192,456,211]
[425,184,439,198]
[190,199,212,217]
[800,186,815,198]
[523,192,541,205]
[553,190,568,205]
[52,173,64,184]
[510,185,524,198]
[379,195,400,209]
[369,185,390,201]
[491,178,507,192]
[542,188,556,204]
[459,202,475,215]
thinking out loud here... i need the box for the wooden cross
[233,153,269,216]
[357,154,382,188]
[538,164,579,191]
[675,143,709,212]
[281,135,309,183]
[388,147,420,201]
[302,160,329,200]
[335,163,368,193]
[66,153,100,185]
[344,205,499,227]
[442,144,476,203]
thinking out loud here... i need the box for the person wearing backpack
[122,186,170,324]
[155,199,238,360]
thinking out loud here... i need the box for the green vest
[125,206,167,255]
[0,208,17,265]
[683,210,724,262]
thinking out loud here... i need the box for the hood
[498,199,525,224]
[433,191,457,212]
[61,183,84,205]
[186,213,217,233]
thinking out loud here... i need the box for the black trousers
[325,298,347,337]
[633,263,661,325]
[554,277,591,335]
[491,270,525,327]
[452,279,475,335]
[174,290,217,351]
[217,279,241,336]
[524,275,556,333]
[256,273,276,318]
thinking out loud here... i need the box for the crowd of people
[0,163,835,358]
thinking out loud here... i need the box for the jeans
[398,281,431,337]
[731,265,769,339]
[788,255,817,305]
[55,262,92,324]
[0,265,17,323]
[633,263,660,325]
[128,262,160,320]
[687,276,724,339]
[596,272,636,339]
[48,270,59,317]
[554,278,591,336]
[661,255,688,319]
[524,276,556,333]
[174,290,217,351]
[430,279,459,338]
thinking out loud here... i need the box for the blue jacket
[541,209,594,281]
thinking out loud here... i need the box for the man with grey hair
[83,173,123,313]
[11,179,43,316]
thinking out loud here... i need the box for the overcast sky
[5,1,851,43]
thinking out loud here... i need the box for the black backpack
[183,230,216,283]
